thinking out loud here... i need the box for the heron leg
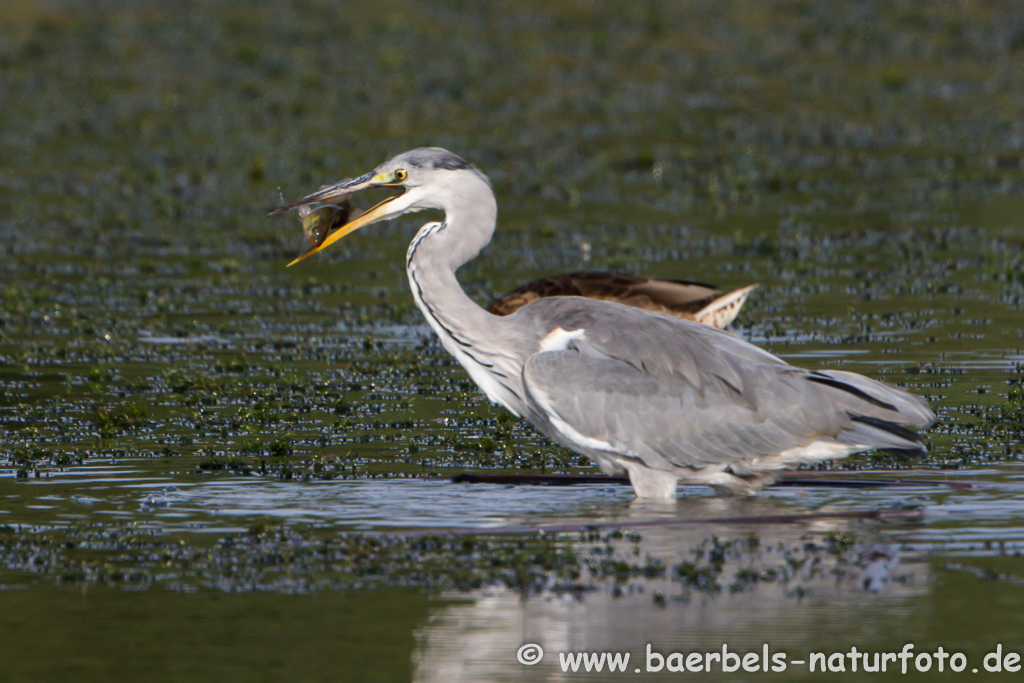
[619,461,680,499]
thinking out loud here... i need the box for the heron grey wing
[521,341,837,470]
[519,297,787,388]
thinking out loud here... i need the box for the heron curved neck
[402,176,531,415]
[405,182,500,354]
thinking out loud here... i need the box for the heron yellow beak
[268,171,403,266]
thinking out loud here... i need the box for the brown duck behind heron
[487,272,755,329]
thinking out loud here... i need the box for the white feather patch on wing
[539,327,586,352]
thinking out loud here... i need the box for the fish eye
[394,169,408,182]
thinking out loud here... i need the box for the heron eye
[394,169,408,182]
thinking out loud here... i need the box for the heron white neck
[402,172,530,415]
[404,173,499,352]
[413,169,497,271]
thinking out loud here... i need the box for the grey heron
[270,147,935,499]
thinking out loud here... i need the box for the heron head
[269,148,488,266]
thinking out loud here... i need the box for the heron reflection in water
[271,148,934,499]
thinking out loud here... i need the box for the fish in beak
[269,171,409,266]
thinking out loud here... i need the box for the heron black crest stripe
[404,148,470,171]
[431,156,470,170]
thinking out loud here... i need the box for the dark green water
[2,0,1024,680]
